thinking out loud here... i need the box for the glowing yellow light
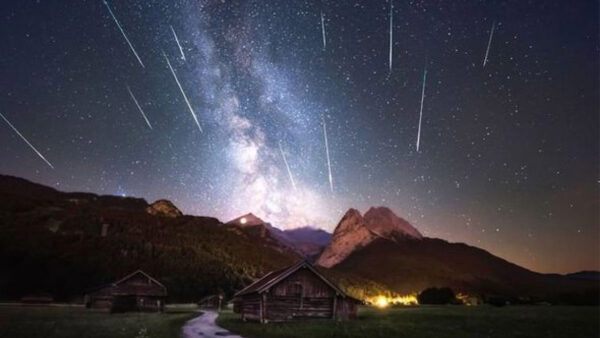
[375,296,389,308]
[240,217,247,224]
[368,294,419,308]
[392,295,419,306]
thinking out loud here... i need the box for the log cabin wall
[85,271,166,313]
[334,297,358,320]
[241,294,262,321]
[265,268,335,321]
[135,296,164,312]
[235,261,360,322]
[270,269,335,297]
[88,296,112,309]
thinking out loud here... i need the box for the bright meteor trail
[0,112,54,169]
[0,0,593,275]
[388,0,393,74]
[416,67,427,152]
[483,21,496,67]
[278,142,297,191]
[162,51,202,133]
[126,85,152,130]
[170,25,186,61]
[102,0,144,68]
[320,11,326,50]
[323,118,334,193]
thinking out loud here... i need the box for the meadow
[0,304,197,338]
[0,304,598,338]
[217,305,600,338]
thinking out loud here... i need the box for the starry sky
[0,0,598,274]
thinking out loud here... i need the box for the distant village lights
[375,296,389,309]
[369,294,419,308]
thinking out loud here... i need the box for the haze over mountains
[226,213,331,258]
[0,175,597,305]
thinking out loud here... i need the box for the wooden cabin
[199,294,224,311]
[85,270,167,313]
[233,261,360,323]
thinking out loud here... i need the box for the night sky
[0,0,598,274]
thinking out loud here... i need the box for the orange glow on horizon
[369,294,419,308]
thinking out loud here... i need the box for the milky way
[0,0,598,273]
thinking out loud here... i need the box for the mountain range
[0,175,299,302]
[238,205,598,303]
[226,213,330,258]
[0,174,597,304]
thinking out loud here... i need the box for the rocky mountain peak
[145,199,182,218]
[226,213,302,255]
[226,213,266,226]
[334,208,365,234]
[316,206,422,268]
[364,206,423,239]
[316,209,375,268]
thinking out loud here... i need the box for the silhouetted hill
[0,175,298,302]
[566,271,600,281]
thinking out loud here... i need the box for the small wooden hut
[85,270,167,313]
[233,261,360,323]
[199,294,224,311]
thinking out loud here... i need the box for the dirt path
[181,310,243,338]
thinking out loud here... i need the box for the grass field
[0,304,197,338]
[217,305,600,338]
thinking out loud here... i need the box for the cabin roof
[86,270,167,297]
[114,269,166,289]
[234,260,349,298]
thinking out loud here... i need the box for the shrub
[417,287,458,305]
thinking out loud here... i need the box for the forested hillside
[0,175,299,302]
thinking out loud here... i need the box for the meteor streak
[170,25,186,61]
[162,51,202,132]
[483,21,496,67]
[388,0,393,74]
[323,118,334,193]
[320,11,327,50]
[416,67,427,152]
[102,0,144,68]
[278,142,297,191]
[126,85,152,129]
[0,112,54,169]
